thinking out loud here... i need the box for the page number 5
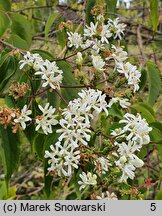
[150,203,156,211]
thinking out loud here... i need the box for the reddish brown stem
[54,88,68,105]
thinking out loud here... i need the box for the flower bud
[76,52,83,65]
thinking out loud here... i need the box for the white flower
[95,157,110,174]
[35,103,58,135]
[123,0,133,9]
[100,24,112,44]
[14,105,32,129]
[117,160,136,182]
[78,172,97,191]
[108,18,126,40]
[117,0,132,9]
[78,89,108,116]
[44,142,80,176]
[108,97,130,108]
[35,60,63,89]
[125,0,132,8]
[91,55,105,71]
[55,89,108,149]
[118,98,131,108]
[82,39,104,53]
[119,113,152,145]
[96,191,118,200]
[81,39,93,49]
[57,116,91,147]
[67,32,83,49]
[117,140,138,156]
[91,39,105,53]
[111,128,123,137]
[84,22,98,37]
[107,45,128,63]
[116,62,141,92]
[19,52,43,71]
[115,141,144,182]
[116,155,144,182]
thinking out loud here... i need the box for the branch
[0,38,27,53]
[60,85,90,89]
[137,25,146,62]
[14,5,53,13]
[54,88,68,106]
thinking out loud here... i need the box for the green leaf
[0,56,17,93]
[139,68,147,90]
[146,61,161,106]
[0,0,11,11]
[108,104,123,119]
[33,134,46,160]
[131,102,155,123]
[155,190,162,200]
[105,0,117,17]
[107,122,124,135]
[57,61,81,107]
[149,122,162,163]
[0,181,7,200]
[86,0,96,24]
[150,0,159,31]
[45,12,59,40]
[47,91,60,110]
[0,11,10,37]
[7,34,29,50]
[0,53,9,68]
[0,126,20,183]
[24,124,37,146]
[10,13,32,47]
[55,16,67,48]
[31,49,54,61]
[0,181,16,200]
[149,122,162,142]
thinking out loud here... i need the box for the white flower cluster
[57,89,108,148]
[119,113,152,147]
[44,142,80,176]
[67,32,83,49]
[19,52,63,90]
[44,88,108,177]
[117,62,141,92]
[14,103,58,135]
[14,105,32,129]
[35,103,58,135]
[115,141,144,182]
[67,17,141,92]
[111,113,152,182]
[78,172,97,191]
[19,52,43,71]
[67,17,126,54]
[96,191,118,200]
[108,97,130,109]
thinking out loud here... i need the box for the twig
[137,25,146,62]
[14,5,53,13]
[0,38,26,53]
[145,164,159,173]
[60,85,90,89]
[54,88,68,105]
